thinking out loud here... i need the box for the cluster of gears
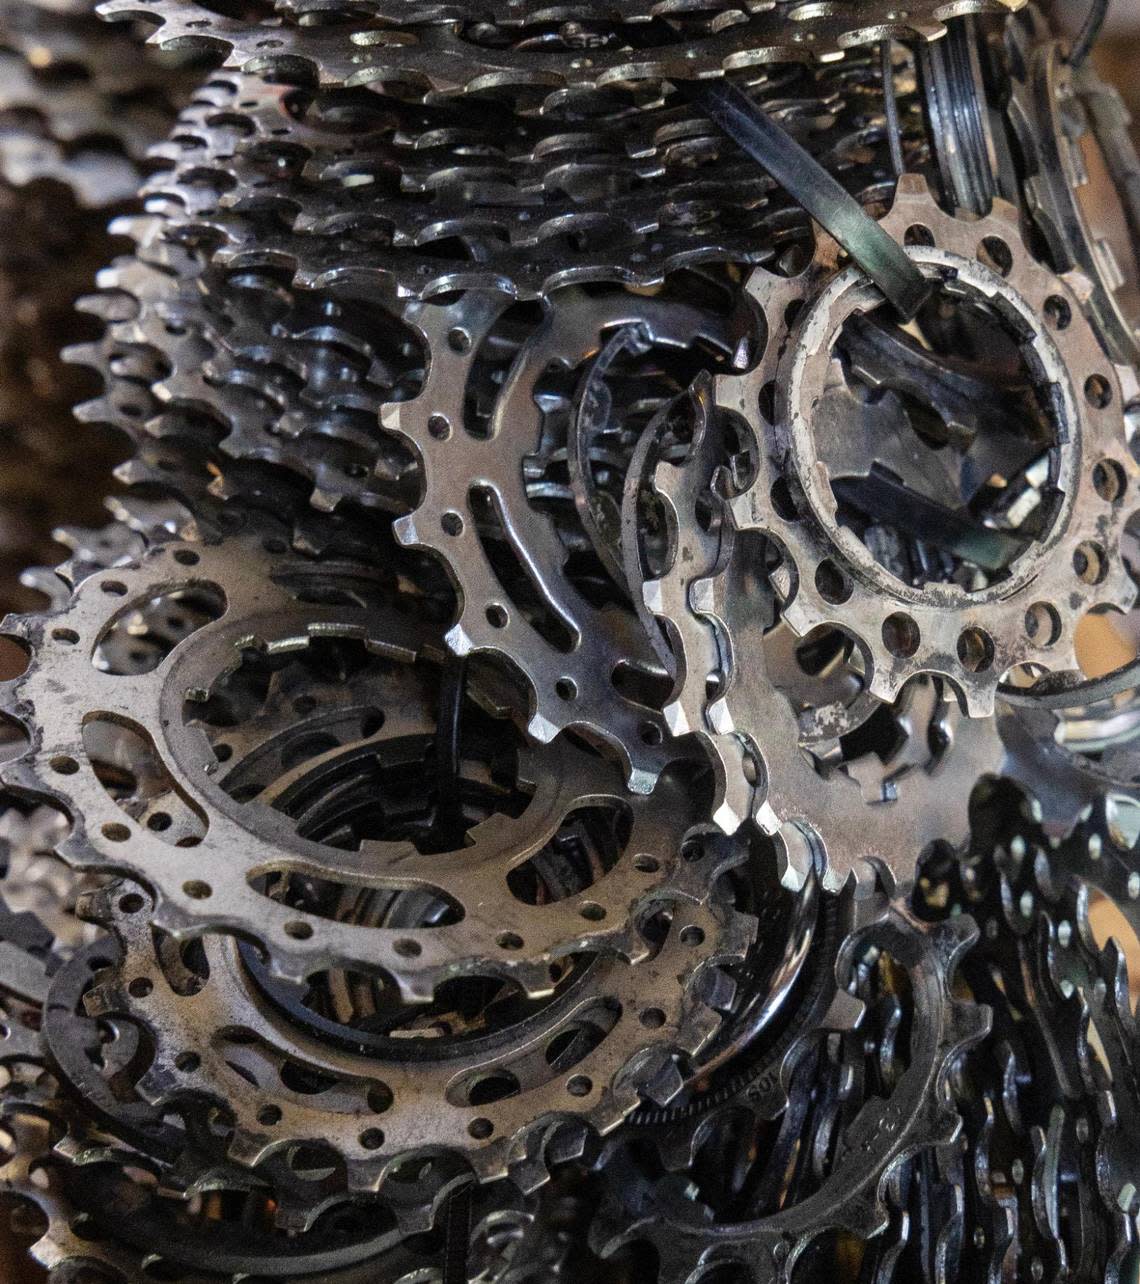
[1,0,1140,1280]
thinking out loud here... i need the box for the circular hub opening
[809,277,1065,593]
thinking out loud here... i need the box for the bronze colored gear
[715,174,1138,719]
[97,0,1024,106]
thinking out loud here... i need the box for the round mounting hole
[119,893,144,914]
[1044,295,1072,330]
[680,925,705,947]
[173,549,200,566]
[496,932,523,950]
[633,855,660,874]
[1085,374,1113,408]
[359,1128,384,1150]
[468,1117,493,1139]
[393,938,421,957]
[815,558,852,605]
[128,978,152,999]
[555,677,577,701]
[639,721,663,746]
[977,236,1012,276]
[175,1052,200,1073]
[147,812,172,832]
[758,381,777,424]
[285,920,313,940]
[50,755,78,775]
[682,838,704,862]
[640,1007,666,1029]
[485,603,508,629]
[904,223,934,247]
[258,1105,282,1127]
[1024,602,1062,647]
[367,1085,393,1114]
[51,628,79,645]
[769,476,797,520]
[1073,540,1108,585]
[1093,458,1127,503]
[579,902,605,922]
[448,327,472,354]
[566,1075,592,1097]
[428,414,451,440]
[441,511,463,537]
[956,626,995,673]
[101,581,128,597]
[881,613,920,658]
[102,822,130,843]
[182,880,211,900]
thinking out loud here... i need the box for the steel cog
[715,173,1138,719]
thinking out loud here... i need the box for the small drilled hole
[640,1007,665,1029]
[1024,602,1062,647]
[633,855,660,874]
[393,938,421,957]
[485,604,508,629]
[50,755,78,775]
[882,613,920,658]
[468,1117,493,1139]
[639,721,663,746]
[182,880,211,900]
[566,1075,592,1097]
[1044,295,1072,330]
[147,812,172,832]
[1073,541,1108,585]
[258,1106,282,1127]
[428,414,451,440]
[102,822,130,842]
[448,327,471,353]
[101,581,128,597]
[978,236,1012,276]
[815,558,851,605]
[680,925,705,947]
[555,677,577,701]
[173,549,200,566]
[175,1052,200,1073]
[51,628,79,644]
[128,978,152,999]
[441,511,463,536]
[119,893,144,914]
[285,920,313,940]
[1093,458,1127,503]
[957,627,995,673]
[579,902,605,922]
[1085,374,1112,408]
[497,932,523,950]
[359,1128,384,1150]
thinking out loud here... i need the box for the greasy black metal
[632,18,930,319]
[832,473,1030,571]
[443,1179,474,1284]
[1068,0,1110,66]
[434,652,467,850]
[881,40,907,178]
[998,653,1140,708]
[682,77,931,319]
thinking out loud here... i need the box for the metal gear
[715,173,1138,718]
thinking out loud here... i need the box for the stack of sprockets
[0,0,1139,1280]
